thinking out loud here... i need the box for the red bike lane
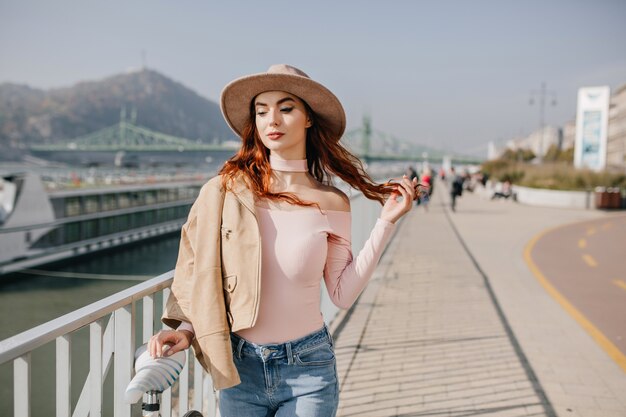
[525,214,626,369]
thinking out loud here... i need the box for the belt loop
[237,338,245,360]
[324,324,334,348]
[286,342,294,365]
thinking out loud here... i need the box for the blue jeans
[219,325,339,417]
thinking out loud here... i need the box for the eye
[280,107,294,113]
[256,110,267,116]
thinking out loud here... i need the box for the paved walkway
[330,186,626,417]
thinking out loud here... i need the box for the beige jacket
[162,173,261,390]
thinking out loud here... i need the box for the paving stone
[331,190,625,417]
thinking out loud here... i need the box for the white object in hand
[124,343,187,403]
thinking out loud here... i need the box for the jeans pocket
[294,342,335,367]
[230,337,239,361]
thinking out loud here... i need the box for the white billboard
[574,86,610,171]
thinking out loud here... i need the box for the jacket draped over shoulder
[162,173,261,390]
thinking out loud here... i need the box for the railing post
[194,359,203,411]
[141,294,155,415]
[114,303,135,417]
[143,294,154,343]
[56,335,71,417]
[14,353,31,417]
[161,288,172,417]
[90,319,104,417]
[179,354,189,414]
[71,317,114,417]
[204,374,216,417]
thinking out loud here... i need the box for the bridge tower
[362,115,371,164]
[119,106,127,143]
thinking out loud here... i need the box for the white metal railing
[0,271,217,417]
[0,185,392,417]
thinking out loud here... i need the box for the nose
[269,108,281,127]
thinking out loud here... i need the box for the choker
[269,155,308,172]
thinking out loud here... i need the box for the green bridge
[30,111,482,165]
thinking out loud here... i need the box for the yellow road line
[613,280,626,292]
[587,227,597,236]
[524,231,626,373]
[578,239,587,249]
[582,254,598,267]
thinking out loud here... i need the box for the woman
[149,64,417,416]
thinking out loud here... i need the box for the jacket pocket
[222,274,237,328]
[223,274,237,293]
[220,226,232,240]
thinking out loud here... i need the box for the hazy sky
[1,0,625,157]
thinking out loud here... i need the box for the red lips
[267,132,284,140]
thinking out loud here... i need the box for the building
[494,83,625,170]
[607,84,626,170]
[497,126,561,159]
[561,120,576,150]
[521,126,560,157]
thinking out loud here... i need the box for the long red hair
[219,100,395,210]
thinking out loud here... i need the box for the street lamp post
[529,82,557,163]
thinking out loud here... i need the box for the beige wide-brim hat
[220,64,346,141]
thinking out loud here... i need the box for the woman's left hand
[380,175,418,224]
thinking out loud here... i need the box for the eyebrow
[254,97,296,107]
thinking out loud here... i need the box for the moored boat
[0,172,204,275]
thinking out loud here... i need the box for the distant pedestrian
[479,172,489,187]
[491,180,513,200]
[418,167,433,210]
[405,165,418,182]
[449,167,464,212]
[439,167,446,181]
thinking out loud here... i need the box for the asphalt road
[528,214,626,357]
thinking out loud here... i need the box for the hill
[0,69,235,154]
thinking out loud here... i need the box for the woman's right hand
[149,329,193,358]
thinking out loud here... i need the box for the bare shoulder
[316,184,351,212]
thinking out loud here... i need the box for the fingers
[167,331,192,356]
[149,330,182,358]
[154,334,164,358]
[395,180,410,204]
[151,335,163,358]
[385,175,419,212]
[165,337,189,356]
[396,175,417,206]
[399,175,417,202]
[388,180,412,206]
[387,176,416,198]
[149,334,156,357]
[389,188,400,200]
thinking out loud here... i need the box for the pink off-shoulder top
[179,203,396,344]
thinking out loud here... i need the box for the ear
[305,117,313,128]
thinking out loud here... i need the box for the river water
[0,235,181,417]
